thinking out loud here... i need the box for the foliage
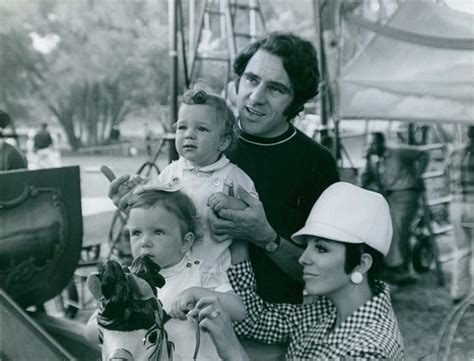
[0,0,169,149]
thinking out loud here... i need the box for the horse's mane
[97,255,165,332]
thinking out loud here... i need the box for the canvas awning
[334,0,474,124]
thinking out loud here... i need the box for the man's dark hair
[233,32,320,120]
[344,243,384,290]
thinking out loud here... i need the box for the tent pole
[168,0,179,162]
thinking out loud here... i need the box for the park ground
[57,150,470,361]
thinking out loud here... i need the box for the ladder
[187,0,265,98]
[416,144,453,286]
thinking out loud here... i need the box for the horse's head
[87,255,172,361]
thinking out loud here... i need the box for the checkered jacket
[229,261,404,360]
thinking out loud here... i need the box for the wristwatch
[265,233,281,253]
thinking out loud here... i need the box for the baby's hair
[181,84,239,150]
[128,189,201,241]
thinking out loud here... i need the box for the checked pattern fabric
[229,261,404,360]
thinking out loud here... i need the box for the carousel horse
[87,255,174,361]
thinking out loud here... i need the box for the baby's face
[175,104,228,168]
[128,205,186,268]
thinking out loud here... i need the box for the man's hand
[208,186,276,248]
[108,174,144,211]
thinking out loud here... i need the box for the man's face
[236,50,294,138]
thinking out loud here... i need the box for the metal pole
[169,0,179,162]
[313,0,329,140]
[189,0,195,51]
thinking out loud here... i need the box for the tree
[1,0,170,149]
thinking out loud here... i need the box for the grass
[61,152,462,361]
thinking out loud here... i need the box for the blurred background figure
[361,131,429,285]
[28,122,61,169]
[109,125,121,144]
[143,122,153,157]
[34,122,53,152]
[0,110,27,171]
[447,125,474,303]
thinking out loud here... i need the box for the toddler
[142,85,258,272]
[87,187,245,360]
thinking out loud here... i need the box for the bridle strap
[192,318,201,361]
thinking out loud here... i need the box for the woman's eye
[154,230,163,236]
[315,245,328,253]
[198,126,209,132]
[131,230,141,237]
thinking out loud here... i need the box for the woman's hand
[188,297,249,361]
[108,174,144,210]
[208,186,276,248]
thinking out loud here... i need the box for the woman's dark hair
[233,32,320,120]
[344,243,384,290]
[128,189,201,241]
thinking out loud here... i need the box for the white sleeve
[200,261,233,294]
[226,164,259,199]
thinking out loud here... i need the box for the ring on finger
[209,310,219,319]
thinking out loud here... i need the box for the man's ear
[180,232,195,254]
[219,135,231,152]
[357,253,373,275]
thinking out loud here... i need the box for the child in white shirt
[87,187,245,360]
[142,85,258,274]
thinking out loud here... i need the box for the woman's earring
[350,272,363,284]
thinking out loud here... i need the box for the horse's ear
[87,273,103,300]
[128,274,155,300]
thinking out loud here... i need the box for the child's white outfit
[157,155,258,271]
[160,251,232,361]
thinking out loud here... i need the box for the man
[447,126,474,302]
[361,132,428,284]
[0,110,27,171]
[109,32,339,304]
[209,32,339,303]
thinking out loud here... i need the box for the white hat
[291,182,392,255]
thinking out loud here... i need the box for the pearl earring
[350,272,363,284]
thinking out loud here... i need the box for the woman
[183,182,404,360]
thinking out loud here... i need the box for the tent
[332,0,474,125]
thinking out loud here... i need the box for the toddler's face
[175,104,229,167]
[128,205,188,268]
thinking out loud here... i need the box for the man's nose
[249,84,266,104]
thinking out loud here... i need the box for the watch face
[265,241,278,252]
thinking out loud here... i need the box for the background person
[361,131,429,285]
[33,122,53,152]
[185,182,404,360]
[0,110,27,171]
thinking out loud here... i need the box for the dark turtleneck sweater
[227,124,339,304]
